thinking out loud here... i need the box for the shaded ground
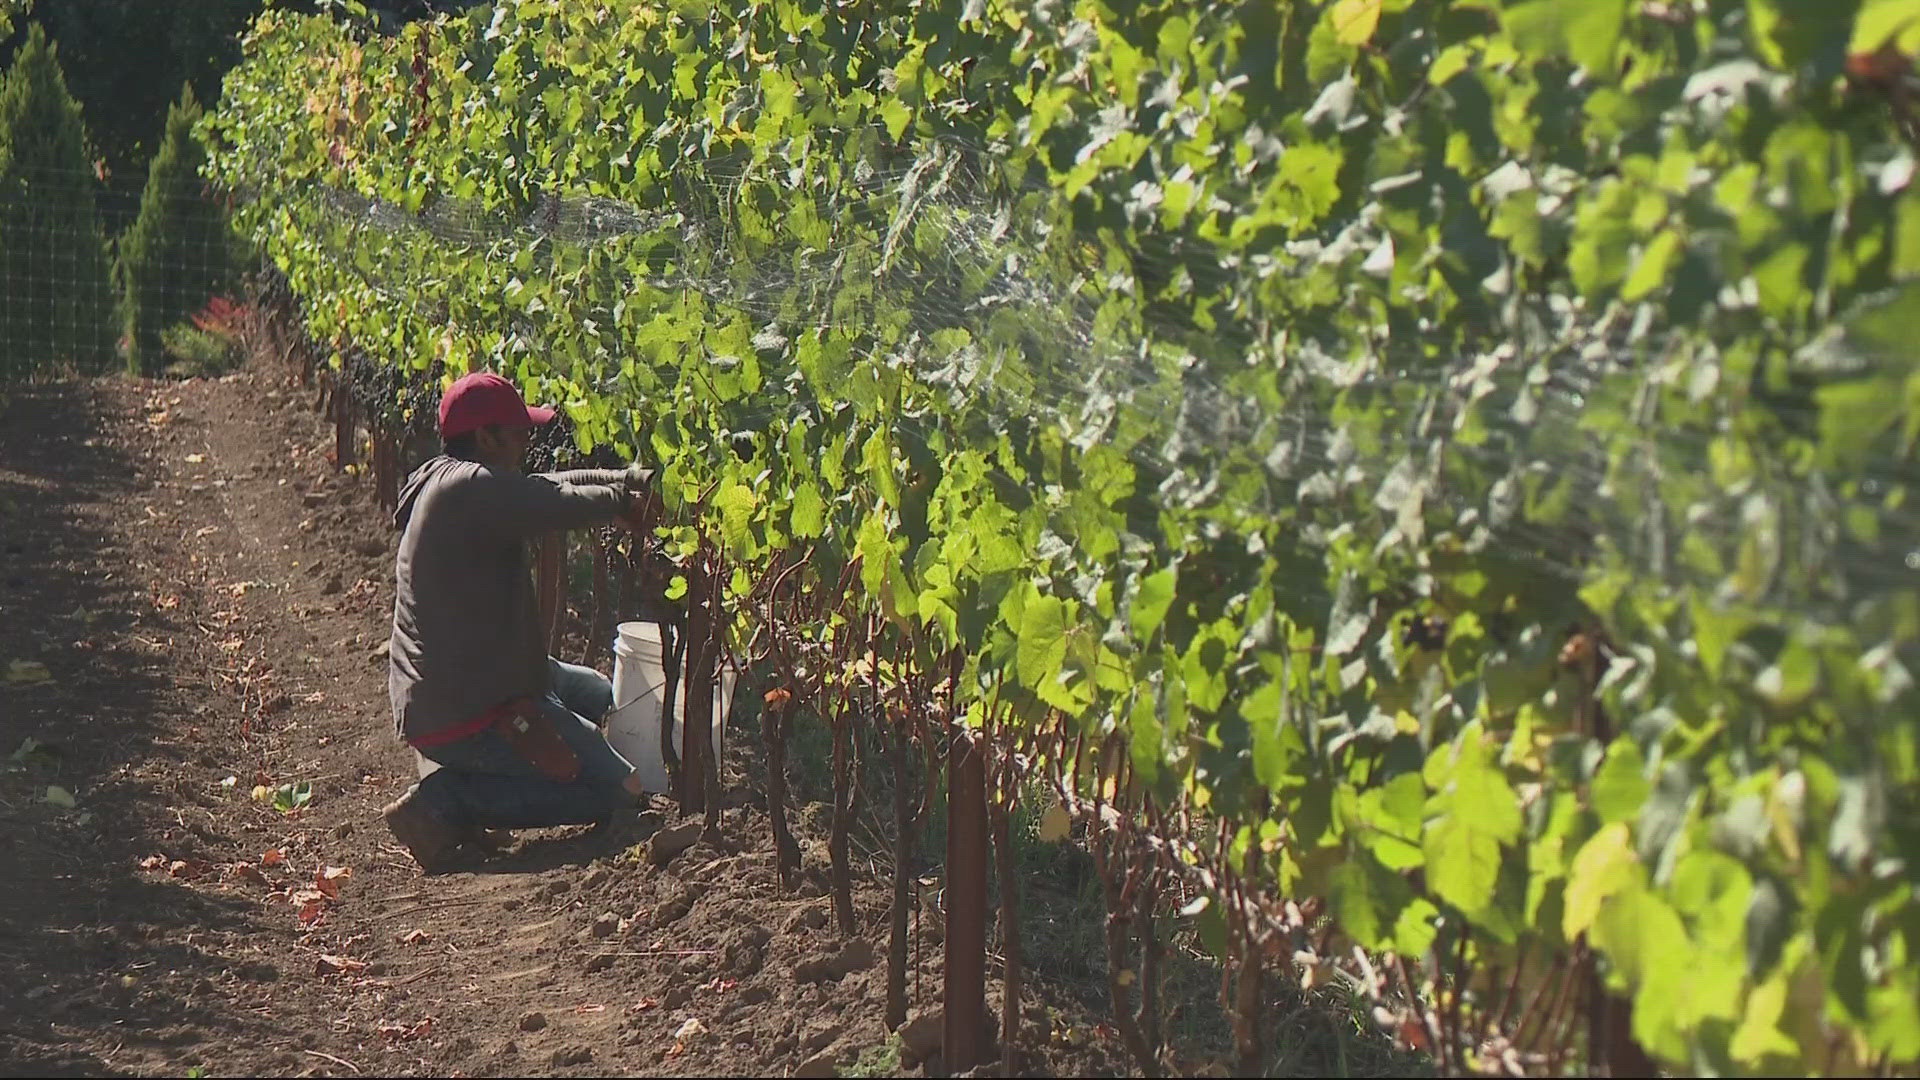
[0,366,1411,1078]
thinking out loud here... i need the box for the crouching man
[381,371,652,872]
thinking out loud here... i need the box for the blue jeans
[408,658,639,832]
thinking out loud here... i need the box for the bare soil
[0,368,1148,1078]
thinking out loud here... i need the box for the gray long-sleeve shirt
[387,455,627,745]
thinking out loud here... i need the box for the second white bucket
[607,621,738,794]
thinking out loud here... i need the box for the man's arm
[537,468,625,488]
[467,468,629,541]
[537,465,654,490]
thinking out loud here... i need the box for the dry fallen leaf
[400,928,429,945]
[6,660,52,685]
[315,953,368,976]
[288,888,329,925]
[377,1018,433,1041]
[139,854,168,871]
[226,862,270,887]
[1038,805,1071,843]
[260,848,286,866]
[314,865,352,899]
[184,453,207,464]
[574,1003,606,1014]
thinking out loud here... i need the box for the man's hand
[616,463,657,534]
[622,462,653,494]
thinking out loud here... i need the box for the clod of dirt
[518,1011,547,1032]
[781,904,828,935]
[654,886,694,926]
[354,538,384,557]
[233,961,279,983]
[803,1022,844,1053]
[897,1008,943,1065]
[632,808,666,840]
[793,1048,840,1078]
[550,1045,593,1066]
[648,820,702,866]
[792,938,874,984]
[584,953,616,973]
[580,865,610,890]
[590,911,618,938]
[720,923,771,977]
[319,572,343,595]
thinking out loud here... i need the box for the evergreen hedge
[118,85,228,376]
[0,25,113,379]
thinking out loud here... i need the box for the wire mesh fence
[0,165,241,381]
[1,143,1915,631]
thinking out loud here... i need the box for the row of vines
[205,0,1920,1074]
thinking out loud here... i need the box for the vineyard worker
[381,371,654,872]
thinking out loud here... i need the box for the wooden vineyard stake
[333,383,356,469]
[886,716,918,1030]
[676,559,713,814]
[943,725,989,1076]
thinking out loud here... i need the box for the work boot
[383,784,467,873]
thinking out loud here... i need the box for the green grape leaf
[1328,0,1383,46]
[1853,0,1920,56]
[791,481,826,539]
[1129,566,1178,640]
[1015,593,1071,693]
[1564,822,1641,938]
[1502,0,1630,75]
[1423,812,1503,918]
[1591,739,1650,825]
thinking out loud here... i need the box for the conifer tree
[119,84,228,375]
[0,25,114,379]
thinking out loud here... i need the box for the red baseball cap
[438,372,556,437]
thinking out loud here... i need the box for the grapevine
[202,1,1920,1073]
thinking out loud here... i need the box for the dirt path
[0,369,1143,1078]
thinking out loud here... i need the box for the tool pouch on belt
[495,697,581,783]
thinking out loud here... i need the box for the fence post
[333,385,356,469]
[943,725,989,1075]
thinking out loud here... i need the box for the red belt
[408,701,514,750]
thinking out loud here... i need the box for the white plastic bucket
[607,621,738,794]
